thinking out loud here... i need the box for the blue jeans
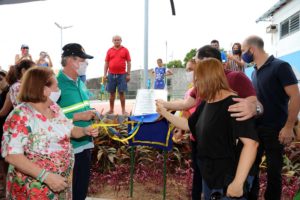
[191,140,202,200]
[203,176,254,200]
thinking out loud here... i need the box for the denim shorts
[106,73,127,93]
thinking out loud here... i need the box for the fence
[88,88,187,101]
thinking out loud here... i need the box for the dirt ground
[90,181,190,200]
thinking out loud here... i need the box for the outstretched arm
[156,95,196,111]
[71,125,99,138]
[156,101,189,131]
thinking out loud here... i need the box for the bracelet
[37,169,46,182]
[40,172,50,183]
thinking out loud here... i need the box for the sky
[0,0,278,79]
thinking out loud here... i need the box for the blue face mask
[242,50,254,63]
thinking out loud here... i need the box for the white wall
[270,0,300,57]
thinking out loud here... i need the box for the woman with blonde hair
[1,67,99,199]
[157,58,258,199]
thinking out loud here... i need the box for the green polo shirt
[57,70,94,154]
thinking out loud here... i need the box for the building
[256,0,300,80]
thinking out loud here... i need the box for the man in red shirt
[104,35,131,115]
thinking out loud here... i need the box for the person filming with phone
[15,44,33,65]
[37,51,53,68]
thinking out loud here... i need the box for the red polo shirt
[105,46,131,74]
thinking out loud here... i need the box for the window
[290,13,300,33]
[280,11,300,39]
[280,20,289,37]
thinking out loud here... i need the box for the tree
[183,48,197,67]
[166,60,183,68]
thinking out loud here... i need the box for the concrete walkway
[90,99,135,116]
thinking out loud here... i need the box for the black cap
[62,43,93,59]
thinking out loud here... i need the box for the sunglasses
[22,47,29,49]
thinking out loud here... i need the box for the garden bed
[88,117,300,199]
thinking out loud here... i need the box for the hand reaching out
[156,100,167,115]
[84,126,99,137]
[74,110,96,121]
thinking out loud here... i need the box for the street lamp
[54,22,73,51]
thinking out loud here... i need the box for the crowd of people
[0,34,299,200]
[0,43,99,199]
[157,35,300,200]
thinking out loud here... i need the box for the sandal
[105,110,114,115]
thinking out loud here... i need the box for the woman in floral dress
[1,67,99,199]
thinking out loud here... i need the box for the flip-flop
[105,111,114,115]
[122,111,130,116]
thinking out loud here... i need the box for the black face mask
[232,49,242,55]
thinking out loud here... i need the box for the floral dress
[9,81,21,108]
[1,103,74,199]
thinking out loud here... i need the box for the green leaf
[108,154,116,163]
[15,177,24,185]
[29,181,42,189]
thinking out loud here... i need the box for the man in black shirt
[242,35,300,200]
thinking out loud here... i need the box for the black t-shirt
[188,95,258,189]
[252,55,298,131]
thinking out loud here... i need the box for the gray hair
[61,56,68,67]
[112,35,122,41]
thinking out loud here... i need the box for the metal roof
[256,0,291,23]
[0,0,45,5]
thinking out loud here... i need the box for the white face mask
[76,61,88,76]
[49,89,61,102]
[186,71,194,83]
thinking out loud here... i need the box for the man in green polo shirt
[57,43,96,200]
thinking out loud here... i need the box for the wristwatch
[256,104,263,116]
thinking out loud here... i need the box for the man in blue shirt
[211,39,227,63]
[242,35,300,200]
